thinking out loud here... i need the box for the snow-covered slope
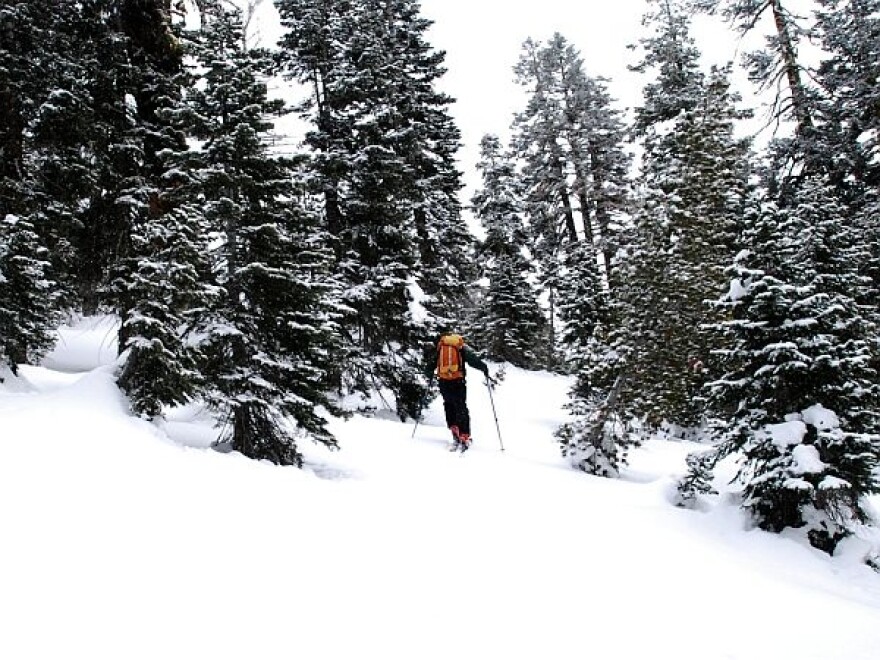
[1,317,879,660]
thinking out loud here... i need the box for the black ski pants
[439,378,470,436]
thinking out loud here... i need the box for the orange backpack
[437,334,465,380]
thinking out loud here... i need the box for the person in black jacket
[430,332,490,452]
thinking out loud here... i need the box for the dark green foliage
[706,183,880,551]
[469,135,546,368]
[613,2,751,430]
[108,2,213,418]
[0,214,60,372]
[113,204,210,418]
[189,3,341,463]
[277,0,472,419]
[675,450,718,508]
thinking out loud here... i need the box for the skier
[431,332,490,452]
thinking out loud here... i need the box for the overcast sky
[246,0,813,209]
[418,0,786,203]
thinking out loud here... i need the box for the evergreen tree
[277,0,472,419]
[469,135,545,368]
[110,0,212,418]
[0,214,59,373]
[63,0,147,313]
[705,184,880,552]
[556,239,610,369]
[0,2,68,370]
[616,1,751,429]
[813,0,880,197]
[190,2,340,465]
[512,34,630,362]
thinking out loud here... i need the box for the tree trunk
[770,0,812,133]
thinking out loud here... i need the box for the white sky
[2,316,879,659]
[419,0,760,202]
[247,0,815,209]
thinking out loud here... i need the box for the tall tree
[0,1,69,370]
[109,0,213,417]
[579,0,751,437]
[190,2,341,465]
[277,0,472,419]
[469,135,546,368]
[512,34,630,363]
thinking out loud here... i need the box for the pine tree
[705,183,880,552]
[189,2,340,465]
[512,34,630,363]
[0,2,68,370]
[813,0,880,197]
[617,1,752,429]
[811,0,880,353]
[63,0,147,313]
[277,0,472,420]
[0,214,59,373]
[109,0,213,418]
[469,135,546,368]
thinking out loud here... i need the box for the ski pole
[411,413,421,439]
[485,378,504,451]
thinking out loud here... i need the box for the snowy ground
[2,316,879,660]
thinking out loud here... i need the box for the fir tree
[110,0,212,418]
[277,0,471,420]
[0,2,68,370]
[706,183,880,552]
[617,1,751,429]
[0,214,59,373]
[469,135,546,368]
[190,2,341,464]
[813,0,880,197]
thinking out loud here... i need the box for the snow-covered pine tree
[60,0,148,314]
[615,0,752,431]
[277,0,471,420]
[812,0,880,375]
[706,183,880,553]
[109,0,213,418]
[469,135,546,368]
[813,0,880,199]
[0,0,50,218]
[556,238,610,370]
[554,236,631,476]
[188,2,341,465]
[0,214,59,374]
[512,34,630,363]
[0,1,67,371]
[367,0,475,324]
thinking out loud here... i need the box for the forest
[0,0,878,555]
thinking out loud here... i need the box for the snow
[802,403,840,430]
[766,419,807,449]
[727,276,748,301]
[792,444,826,474]
[2,317,880,660]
